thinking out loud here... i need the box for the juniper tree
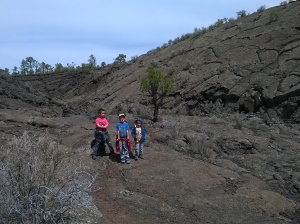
[140,66,175,122]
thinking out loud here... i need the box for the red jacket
[115,138,132,153]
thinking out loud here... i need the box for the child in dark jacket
[131,118,146,160]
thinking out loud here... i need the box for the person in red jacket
[91,109,114,160]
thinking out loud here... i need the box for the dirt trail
[1,110,297,224]
[88,139,295,224]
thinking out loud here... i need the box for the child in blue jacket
[131,118,147,160]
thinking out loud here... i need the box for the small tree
[66,62,76,71]
[54,63,64,72]
[140,66,175,122]
[237,10,247,18]
[21,57,39,75]
[0,68,10,75]
[88,54,97,67]
[12,66,19,75]
[114,54,126,64]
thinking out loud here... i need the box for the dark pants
[92,130,114,155]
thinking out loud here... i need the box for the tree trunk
[153,105,159,122]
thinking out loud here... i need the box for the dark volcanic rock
[10,3,300,123]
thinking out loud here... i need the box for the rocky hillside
[1,2,300,224]
[8,1,300,123]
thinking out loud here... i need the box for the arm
[100,119,109,129]
[117,131,120,140]
[116,123,120,140]
[100,123,109,129]
[131,127,136,138]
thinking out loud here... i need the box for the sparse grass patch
[188,134,216,159]
[168,120,181,139]
[0,131,96,223]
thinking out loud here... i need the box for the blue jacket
[131,126,146,142]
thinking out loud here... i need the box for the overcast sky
[1,0,281,71]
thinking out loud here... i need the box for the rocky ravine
[12,1,300,123]
[1,1,300,224]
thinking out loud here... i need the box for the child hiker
[115,114,131,164]
[91,109,115,160]
[131,118,146,160]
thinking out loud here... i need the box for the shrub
[192,27,208,38]
[130,55,139,62]
[188,134,216,159]
[214,19,224,27]
[182,60,193,71]
[269,9,279,22]
[280,1,288,8]
[0,132,96,223]
[237,10,247,18]
[150,59,158,67]
[162,43,168,48]
[257,5,266,13]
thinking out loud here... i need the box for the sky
[1,0,281,71]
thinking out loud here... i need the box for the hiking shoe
[126,160,131,164]
[91,154,96,160]
[121,160,125,164]
[109,152,116,158]
[138,155,144,159]
[134,156,138,160]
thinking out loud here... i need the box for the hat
[118,113,126,118]
[135,118,142,121]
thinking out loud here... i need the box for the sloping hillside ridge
[11,2,300,123]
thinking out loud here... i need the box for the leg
[104,132,114,155]
[91,130,103,159]
[140,143,144,155]
[119,140,126,163]
[135,142,140,160]
[123,141,130,163]
[139,143,144,159]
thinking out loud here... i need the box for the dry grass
[0,131,97,223]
